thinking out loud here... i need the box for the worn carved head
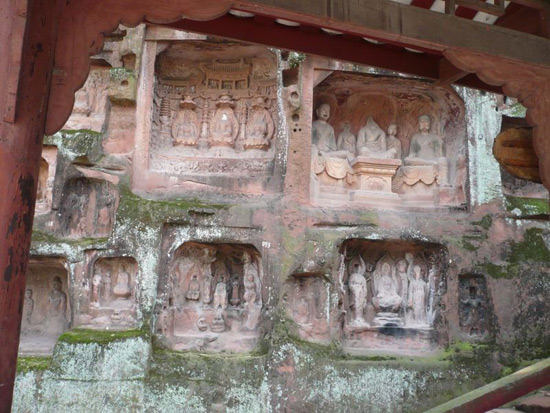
[316,103,330,121]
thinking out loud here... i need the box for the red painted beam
[163,14,503,94]
[0,0,61,409]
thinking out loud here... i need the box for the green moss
[472,215,493,231]
[17,356,52,373]
[32,230,108,247]
[58,328,147,345]
[477,262,519,279]
[510,228,550,263]
[505,196,549,216]
[117,185,226,226]
[461,238,479,252]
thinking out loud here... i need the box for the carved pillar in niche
[444,48,550,192]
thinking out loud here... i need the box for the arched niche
[58,177,118,238]
[19,257,71,355]
[156,242,264,352]
[338,239,448,355]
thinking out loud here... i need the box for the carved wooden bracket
[45,0,232,135]
[444,48,550,190]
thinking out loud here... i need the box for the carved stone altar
[135,40,281,195]
[156,242,264,352]
[19,258,71,355]
[339,239,447,354]
[311,72,467,208]
[75,257,138,329]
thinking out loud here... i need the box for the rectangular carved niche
[311,72,467,209]
[75,256,138,329]
[283,274,331,344]
[145,41,280,193]
[459,274,492,341]
[339,239,447,354]
[35,146,58,215]
[58,177,118,238]
[19,257,71,355]
[156,242,263,352]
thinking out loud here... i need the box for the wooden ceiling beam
[435,57,468,86]
[164,15,503,94]
[233,0,550,68]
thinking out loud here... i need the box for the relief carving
[58,178,118,238]
[340,240,446,353]
[78,257,138,328]
[157,243,263,352]
[148,42,279,181]
[19,258,71,355]
[311,73,466,208]
[459,274,491,340]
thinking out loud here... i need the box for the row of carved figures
[312,103,457,191]
[345,253,437,329]
[162,93,275,150]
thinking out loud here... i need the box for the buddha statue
[357,116,397,159]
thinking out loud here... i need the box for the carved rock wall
[15,27,550,412]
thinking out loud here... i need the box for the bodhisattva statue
[47,276,68,333]
[337,121,357,155]
[213,276,228,312]
[373,262,402,313]
[408,265,429,326]
[22,289,34,326]
[348,256,369,328]
[172,95,200,147]
[91,273,102,307]
[403,115,449,185]
[244,96,274,150]
[357,116,397,159]
[202,270,213,305]
[311,103,353,184]
[210,94,239,147]
[386,123,402,160]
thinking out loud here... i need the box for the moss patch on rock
[58,328,147,345]
[16,356,52,373]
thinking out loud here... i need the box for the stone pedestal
[350,157,401,203]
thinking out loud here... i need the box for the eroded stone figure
[408,265,429,326]
[373,262,402,313]
[402,115,449,186]
[22,289,34,326]
[172,95,200,146]
[243,254,258,309]
[47,276,68,333]
[386,123,402,159]
[337,121,356,155]
[197,317,208,332]
[113,267,131,299]
[202,270,213,305]
[453,154,467,204]
[91,273,102,307]
[311,103,353,183]
[244,96,274,149]
[357,116,396,159]
[230,278,240,306]
[213,277,228,312]
[460,284,484,336]
[348,256,369,328]
[210,94,239,147]
[186,274,201,301]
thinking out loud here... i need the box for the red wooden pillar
[0,0,62,409]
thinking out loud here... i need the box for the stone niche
[75,257,138,329]
[339,239,447,354]
[62,66,110,132]
[58,178,118,238]
[156,242,264,352]
[283,274,331,344]
[311,72,467,208]
[458,274,492,341]
[146,41,279,192]
[35,146,58,215]
[19,257,71,355]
